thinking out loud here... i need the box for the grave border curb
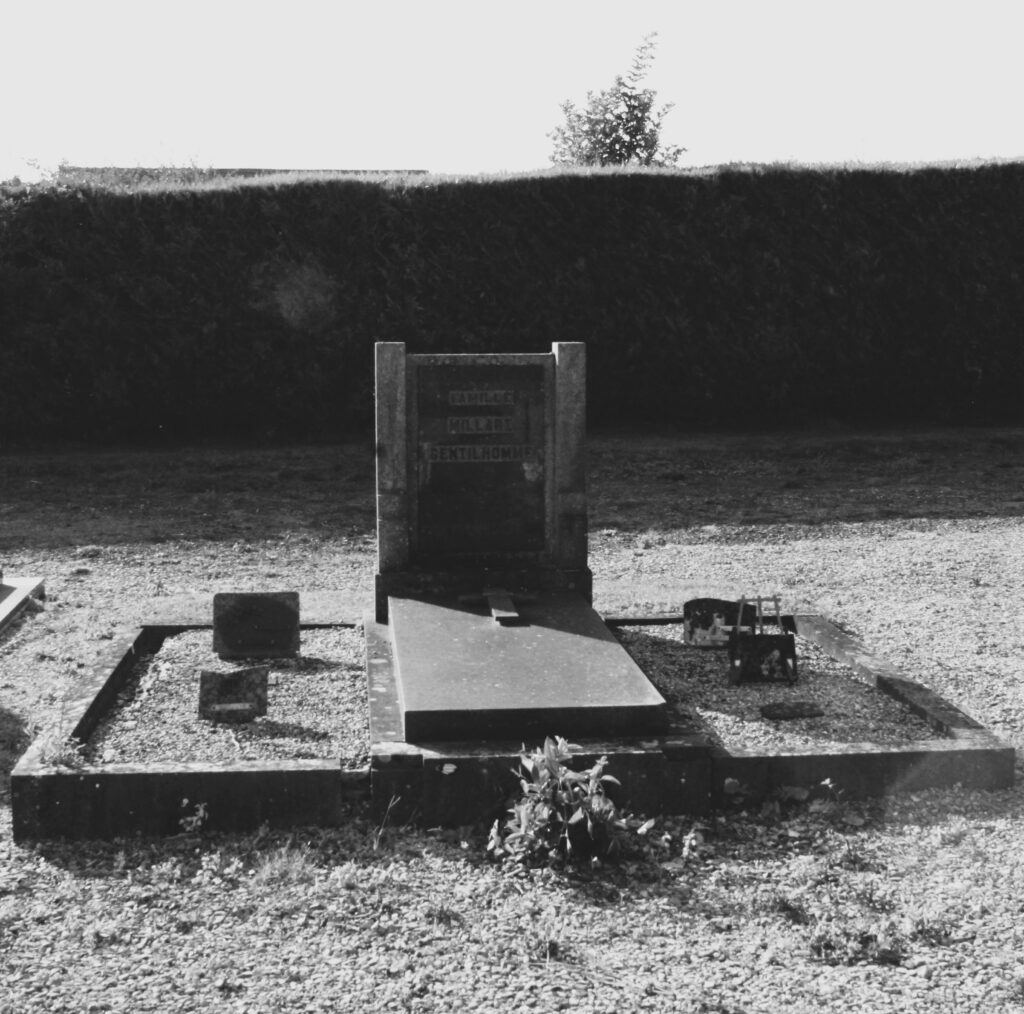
[10,611,1015,840]
[10,623,370,842]
[367,612,1015,824]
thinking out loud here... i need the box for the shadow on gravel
[241,719,331,742]
[20,787,1024,945]
[589,427,1024,533]
[0,444,377,551]
[23,820,684,910]
[3,429,1024,550]
[0,704,31,798]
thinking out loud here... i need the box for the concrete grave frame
[10,602,1014,841]
[10,592,369,842]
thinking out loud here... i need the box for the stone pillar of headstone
[552,342,588,575]
[375,342,409,621]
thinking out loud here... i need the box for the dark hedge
[3,164,1023,443]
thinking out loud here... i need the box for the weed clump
[37,733,86,769]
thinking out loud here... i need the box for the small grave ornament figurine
[683,598,756,646]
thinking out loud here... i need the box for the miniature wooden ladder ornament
[728,595,798,685]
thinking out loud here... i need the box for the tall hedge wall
[3,164,1023,442]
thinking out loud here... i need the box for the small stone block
[485,589,521,626]
[199,666,269,723]
[213,592,299,659]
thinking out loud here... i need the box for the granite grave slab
[389,591,668,740]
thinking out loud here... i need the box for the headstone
[372,342,668,742]
[213,592,299,659]
[374,343,590,621]
[198,665,269,723]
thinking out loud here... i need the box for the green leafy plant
[373,794,401,851]
[811,778,867,828]
[489,736,626,866]
[31,687,87,769]
[520,902,570,963]
[809,917,908,966]
[191,849,246,888]
[178,799,208,833]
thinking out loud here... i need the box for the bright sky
[2,0,1020,182]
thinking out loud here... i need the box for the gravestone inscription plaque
[414,361,548,561]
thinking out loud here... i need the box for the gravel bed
[617,626,938,751]
[85,622,936,767]
[85,627,369,768]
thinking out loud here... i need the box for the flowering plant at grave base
[488,735,627,866]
